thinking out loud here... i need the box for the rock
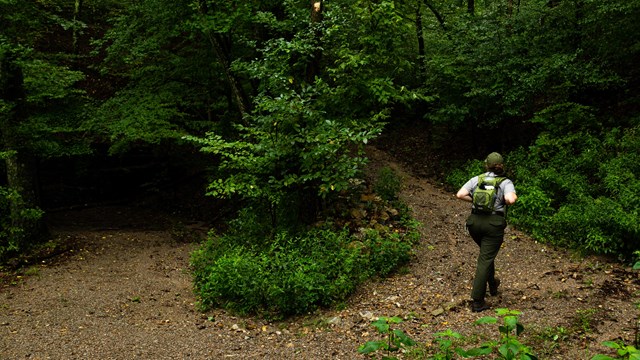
[359,311,376,321]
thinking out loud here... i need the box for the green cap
[485,152,503,166]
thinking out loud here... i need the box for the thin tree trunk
[197,1,251,119]
[298,0,325,224]
[305,0,323,84]
[468,0,475,15]
[423,0,447,31]
[207,32,250,118]
[415,1,426,79]
[73,0,83,52]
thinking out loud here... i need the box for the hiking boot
[472,300,490,312]
[489,278,500,296]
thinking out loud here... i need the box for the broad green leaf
[474,316,498,325]
[601,341,620,349]
[358,340,386,354]
[392,329,416,346]
[461,346,493,357]
[590,355,616,360]
[371,319,390,333]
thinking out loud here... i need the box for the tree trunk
[73,0,83,52]
[196,1,251,119]
[415,2,426,79]
[468,0,475,15]
[297,0,325,224]
[0,52,48,244]
[423,0,447,31]
[305,0,323,84]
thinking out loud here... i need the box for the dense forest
[1,0,639,318]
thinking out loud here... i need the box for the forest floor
[1,133,639,359]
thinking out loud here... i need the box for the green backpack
[472,174,506,213]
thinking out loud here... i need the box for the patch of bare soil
[1,147,639,359]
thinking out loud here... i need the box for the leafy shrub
[592,341,640,360]
[373,166,402,201]
[191,221,418,317]
[471,308,538,359]
[358,316,416,359]
[364,229,412,277]
[0,186,45,260]
[444,158,485,191]
[507,120,640,257]
[507,183,554,240]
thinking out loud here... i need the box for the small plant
[374,166,402,201]
[470,308,538,360]
[551,290,568,299]
[536,325,569,344]
[358,316,416,359]
[23,266,40,277]
[429,329,471,360]
[574,308,598,334]
[591,341,640,360]
[532,325,570,356]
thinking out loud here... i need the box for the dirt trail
[1,147,638,359]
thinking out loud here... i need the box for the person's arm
[504,191,518,205]
[456,187,472,202]
[457,177,477,202]
[503,180,517,205]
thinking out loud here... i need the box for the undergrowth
[191,168,421,318]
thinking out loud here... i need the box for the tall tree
[0,0,90,254]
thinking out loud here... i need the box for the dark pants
[465,213,506,301]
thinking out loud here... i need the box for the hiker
[456,152,518,312]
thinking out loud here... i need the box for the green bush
[508,183,555,240]
[0,186,45,260]
[506,119,640,257]
[365,229,412,277]
[374,166,402,201]
[444,158,485,191]
[191,221,418,317]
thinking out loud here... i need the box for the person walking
[456,152,518,312]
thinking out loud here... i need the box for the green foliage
[0,185,45,260]
[187,86,381,203]
[533,326,570,355]
[430,329,474,360]
[91,0,216,153]
[191,221,416,317]
[374,166,402,202]
[469,309,538,360]
[358,309,536,359]
[591,341,640,360]
[364,228,412,277]
[358,316,416,359]
[507,120,640,257]
[444,159,485,191]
